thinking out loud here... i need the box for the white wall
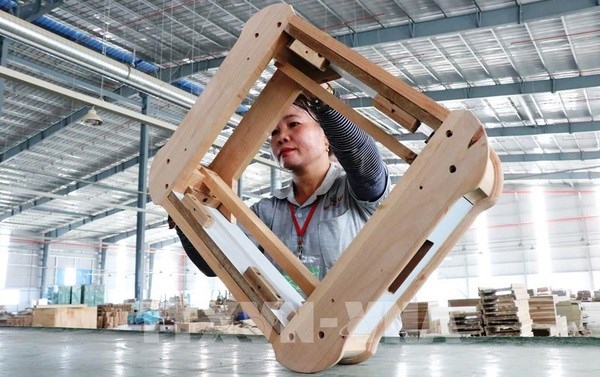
[2,183,599,324]
[415,183,600,302]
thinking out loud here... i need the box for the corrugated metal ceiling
[0,0,598,250]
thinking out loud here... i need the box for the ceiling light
[82,106,104,126]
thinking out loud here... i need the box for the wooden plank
[209,70,302,183]
[166,192,284,336]
[244,267,285,310]
[448,299,480,307]
[273,111,496,372]
[200,166,319,296]
[336,114,503,366]
[276,62,417,164]
[148,4,296,204]
[182,192,214,228]
[288,39,329,71]
[372,94,420,133]
[286,16,450,129]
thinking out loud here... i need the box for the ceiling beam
[102,220,168,245]
[149,237,180,250]
[348,74,600,108]
[44,207,130,239]
[17,0,64,22]
[336,0,598,48]
[501,151,600,163]
[167,0,598,80]
[0,148,159,221]
[395,121,600,142]
[504,171,600,181]
[383,150,600,165]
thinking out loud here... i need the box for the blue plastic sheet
[127,310,162,325]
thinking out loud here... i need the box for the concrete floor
[1,328,599,376]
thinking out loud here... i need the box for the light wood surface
[148,3,502,373]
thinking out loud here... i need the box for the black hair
[292,93,319,122]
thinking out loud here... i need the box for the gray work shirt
[251,163,390,279]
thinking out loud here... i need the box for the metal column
[0,37,7,114]
[134,94,149,300]
[39,241,49,299]
[147,252,154,299]
[99,243,107,286]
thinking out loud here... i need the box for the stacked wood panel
[97,304,132,329]
[400,302,440,336]
[447,298,484,336]
[479,284,533,337]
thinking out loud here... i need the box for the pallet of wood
[400,302,440,336]
[4,314,33,327]
[32,304,97,329]
[479,284,533,337]
[448,298,484,336]
[97,304,132,329]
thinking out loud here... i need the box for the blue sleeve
[316,107,387,202]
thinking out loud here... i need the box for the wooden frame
[149,4,503,373]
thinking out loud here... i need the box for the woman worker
[174,85,389,280]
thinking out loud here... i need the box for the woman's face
[270,104,328,172]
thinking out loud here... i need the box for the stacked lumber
[400,302,440,336]
[32,304,97,329]
[479,284,533,337]
[4,314,33,327]
[97,304,132,329]
[577,290,592,302]
[528,295,568,337]
[447,298,484,336]
[0,307,33,327]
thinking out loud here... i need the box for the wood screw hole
[446,130,453,137]
[318,331,325,339]
[449,165,457,173]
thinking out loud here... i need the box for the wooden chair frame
[149,4,503,373]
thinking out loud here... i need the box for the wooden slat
[148,4,296,205]
[273,111,494,371]
[209,70,302,183]
[286,16,450,129]
[166,192,283,335]
[200,166,319,296]
[276,62,418,164]
[372,94,420,133]
[448,298,481,307]
[288,39,329,71]
[244,267,285,310]
[182,192,214,228]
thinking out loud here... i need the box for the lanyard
[288,198,320,258]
